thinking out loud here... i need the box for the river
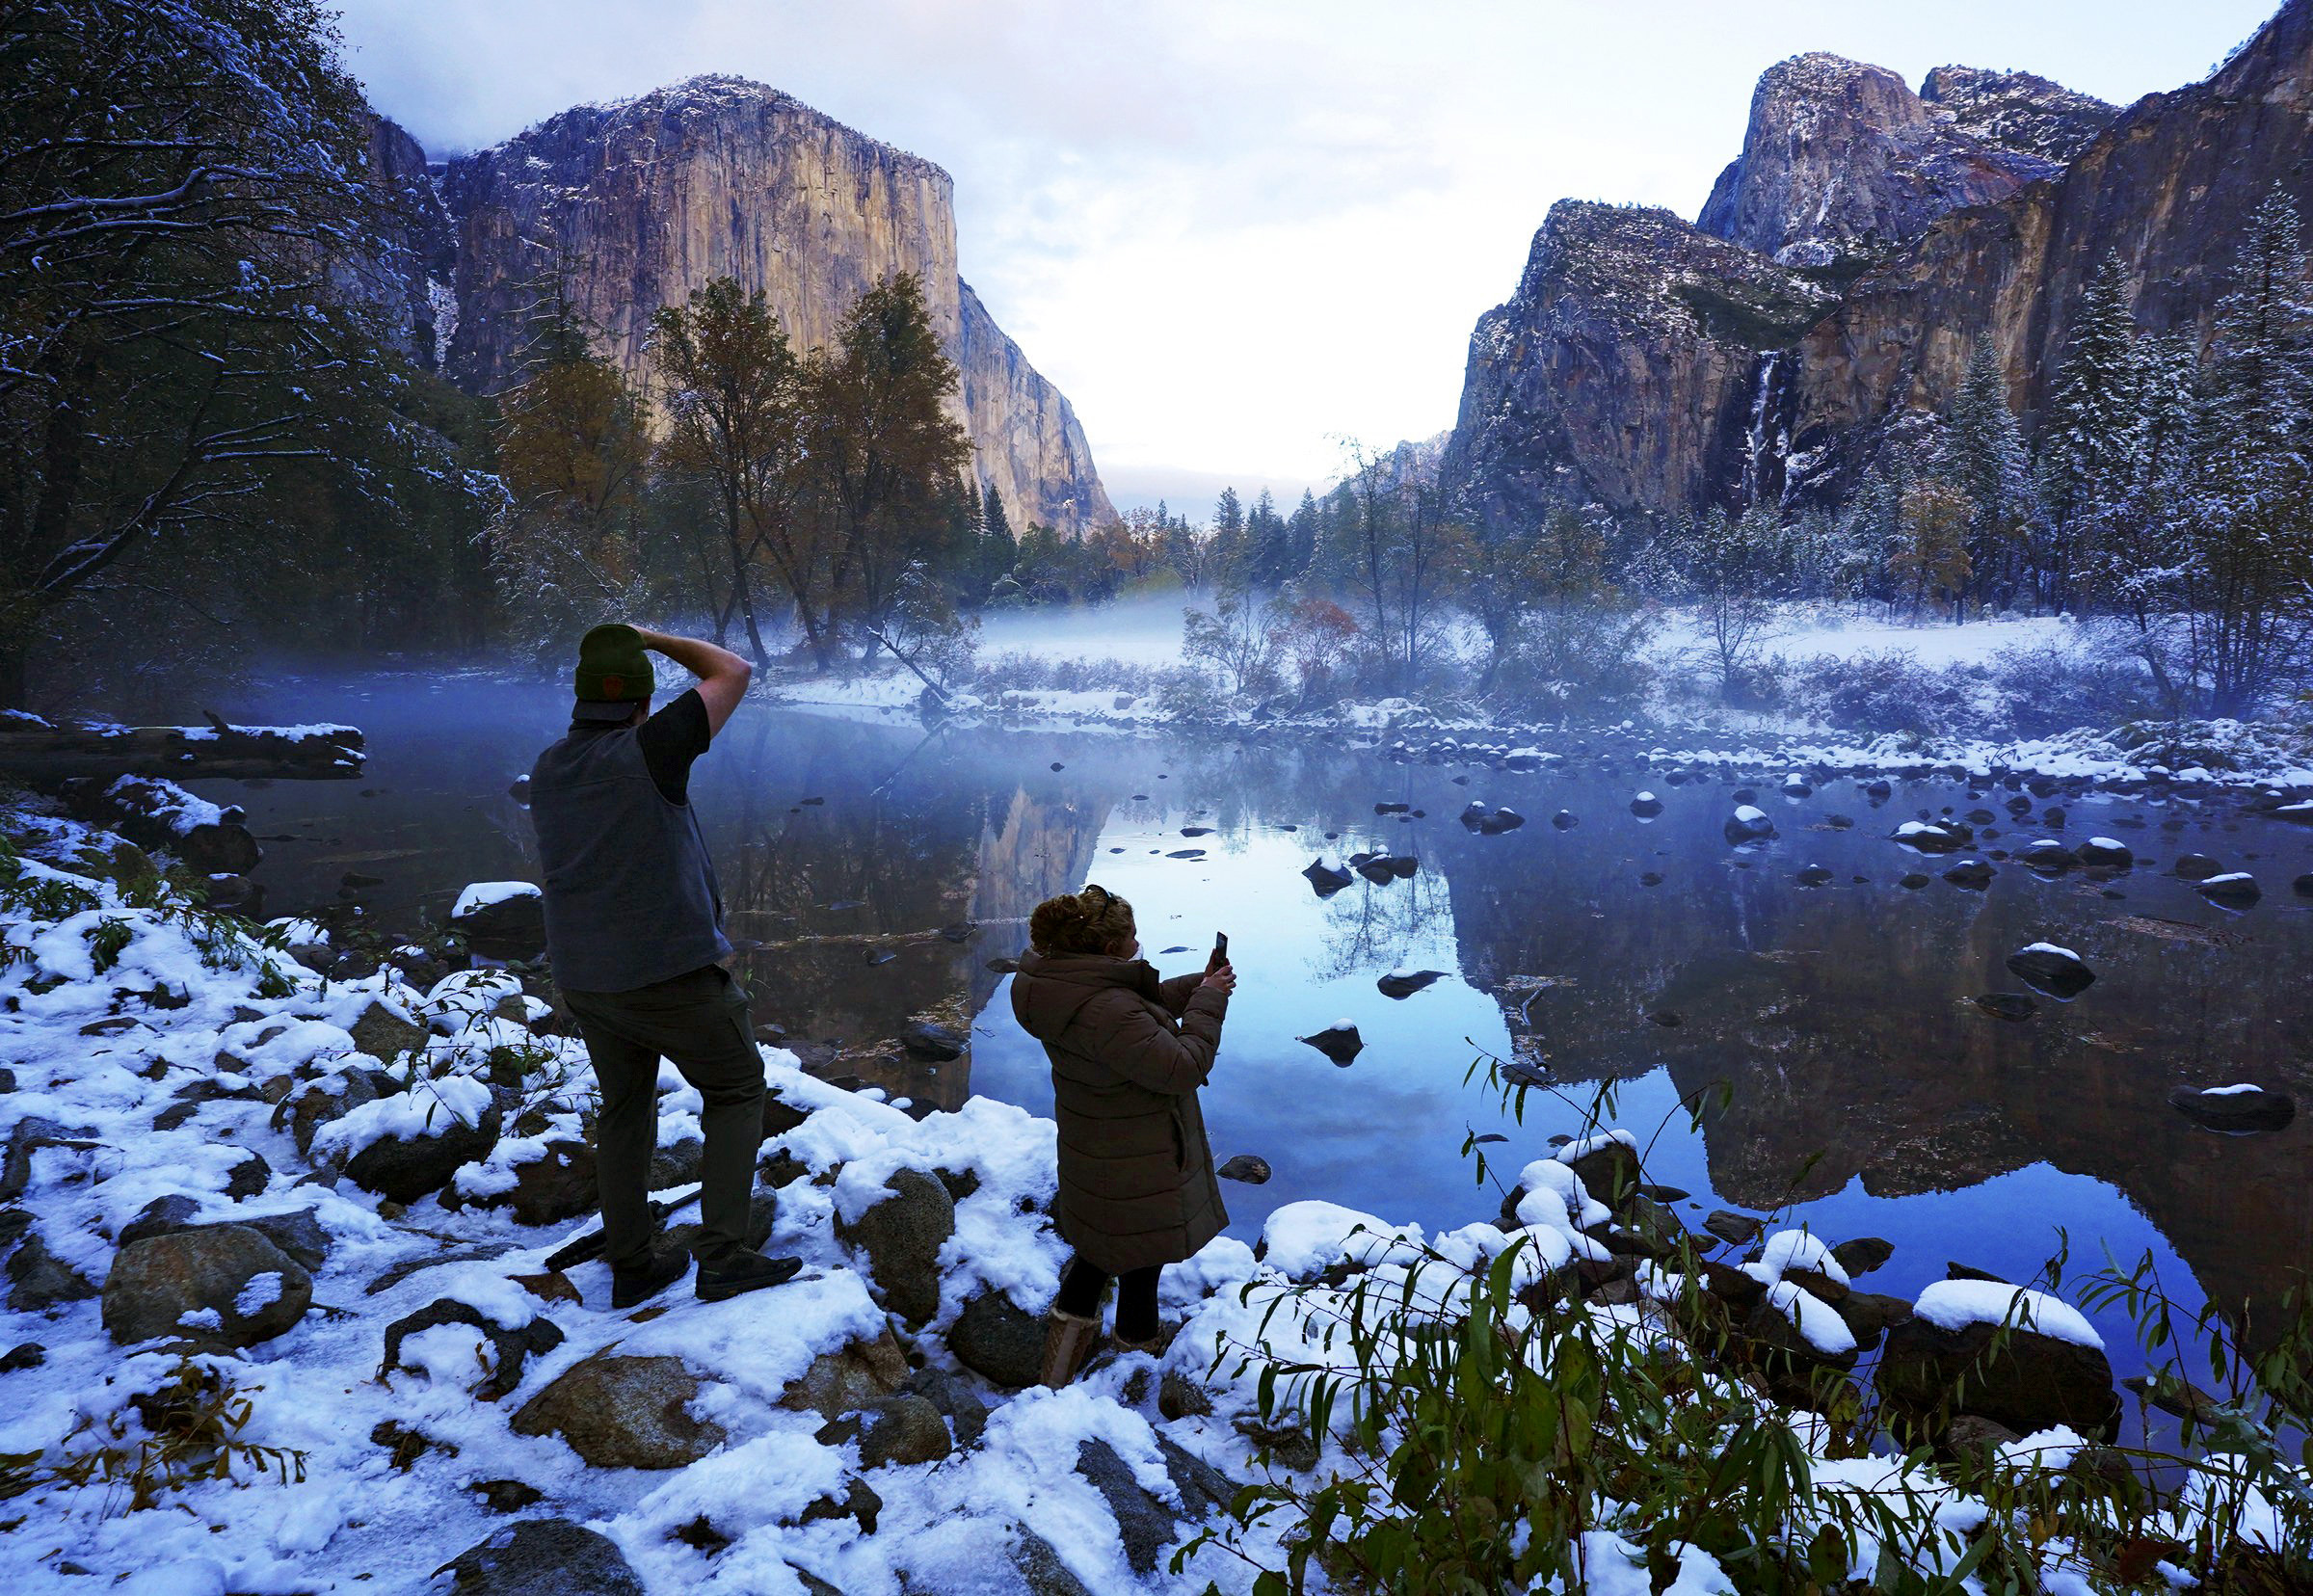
[211,672,2313,1385]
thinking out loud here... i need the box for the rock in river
[1298,1021,1364,1065]
[1301,857,1352,896]
[1942,859,1995,890]
[1723,806,1775,843]
[2167,1083,2295,1133]
[1971,993,2036,1023]
[1216,1155,1272,1184]
[2194,871,2260,906]
[2006,942,2094,999]
[1375,968,1445,998]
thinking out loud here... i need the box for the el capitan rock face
[1444,1,2312,530]
[439,75,1110,535]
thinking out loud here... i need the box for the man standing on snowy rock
[529,623,802,1308]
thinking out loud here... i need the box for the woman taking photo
[1009,883,1235,1386]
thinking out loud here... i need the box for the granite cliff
[1445,1,2313,530]
[374,76,1107,535]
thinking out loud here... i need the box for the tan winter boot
[1037,1307,1102,1387]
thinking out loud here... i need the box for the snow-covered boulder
[313,1076,502,1202]
[449,880,545,960]
[1876,1279,2118,1440]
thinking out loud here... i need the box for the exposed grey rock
[101,1225,311,1347]
[1074,1437,1182,1575]
[349,999,430,1062]
[1216,1154,1271,1184]
[905,1365,989,1447]
[510,1353,725,1469]
[947,1290,1047,1390]
[434,1518,645,1596]
[835,1168,955,1325]
[1919,65,2120,166]
[1829,1236,1894,1276]
[1010,1527,1097,1596]
[460,1139,596,1227]
[1375,969,1445,998]
[1158,1370,1214,1421]
[1568,1139,1643,1209]
[854,1394,952,1468]
[7,1232,97,1310]
[778,1326,911,1419]
[119,1199,331,1271]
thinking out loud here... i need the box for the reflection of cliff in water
[1427,778,2313,1342]
[706,715,1109,1111]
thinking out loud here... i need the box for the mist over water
[214,670,2313,1396]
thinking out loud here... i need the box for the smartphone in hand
[1209,931,1230,971]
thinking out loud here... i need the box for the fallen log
[0,714,364,784]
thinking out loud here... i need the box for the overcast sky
[338,0,2277,514]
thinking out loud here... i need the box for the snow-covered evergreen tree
[2034,253,2144,612]
[1937,342,2036,613]
[2178,188,2313,713]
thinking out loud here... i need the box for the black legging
[1056,1255,1162,1343]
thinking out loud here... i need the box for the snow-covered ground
[4,805,2288,1591]
[750,601,2313,794]
[1648,607,2079,671]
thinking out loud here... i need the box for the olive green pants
[563,963,764,1271]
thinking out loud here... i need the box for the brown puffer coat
[1010,950,1230,1274]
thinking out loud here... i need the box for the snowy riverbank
[0,803,2298,1593]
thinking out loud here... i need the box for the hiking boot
[1038,1307,1103,1388]
[697,1250,803,1302]
[609,1249,690,1309]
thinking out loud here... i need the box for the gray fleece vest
[528,725,731,992]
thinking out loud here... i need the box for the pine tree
[1937,342,2035,614]
[2035,253,2144,611]
[2181,188,2313,713]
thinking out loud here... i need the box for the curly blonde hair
[1028,883,1136,956]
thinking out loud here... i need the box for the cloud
[335,0,2279,485]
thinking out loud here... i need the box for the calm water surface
[215,674,2313,1386]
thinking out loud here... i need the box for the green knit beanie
[573,623,654,704]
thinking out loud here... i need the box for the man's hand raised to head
[633,628,752,737]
